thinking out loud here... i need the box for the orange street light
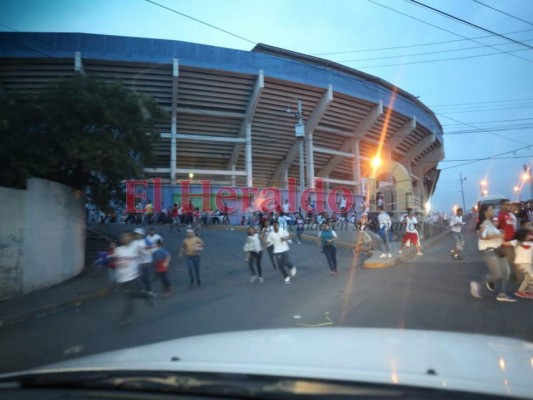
[371,156,382,169]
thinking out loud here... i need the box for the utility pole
[296,99,305,193]
[459,173,466,211]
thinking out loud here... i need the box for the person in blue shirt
[319,222,338,275]
[152,239,172,295]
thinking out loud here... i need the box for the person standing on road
[497,199,519,282]
[508,228,533,299]
[282,199,290,215]
[132,228,156,295]
[152,239,172,296]
[377,206,392,258]
[399,208,423,256]
[354,213,373,256]
[113,232,156,325]
[261,219,278,270]
[470,204,516,302]
[318,222,338,274]
[295,213,304,244]
[243,227,263,283]
[450,207,465,260]
[267,221,297,284]
[180,228,205,286]
[170,203,180,231]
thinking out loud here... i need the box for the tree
[0,75,166,211]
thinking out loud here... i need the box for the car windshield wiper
[0,370,503,399]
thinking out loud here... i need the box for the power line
[144,0,257,46]
[472,0,533,26]
[406,0,533,51]
[431,97,533,108]
[438,144,533,170]
[443,117,533,126]
[0,23,72,56]
[337,38,533,63]
[356,47,530,69]
[312,28,533,56]
[445,126,533,134]
[438,104,533,115]
[366,0,533,64]
[437,113,532,146]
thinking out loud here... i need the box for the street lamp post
[288,98,305,193]
[480,179,488,198]
[514,185,520,201]
[523,163,533,200]
[459,173,466,212]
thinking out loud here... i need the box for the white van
[477,195,507,220]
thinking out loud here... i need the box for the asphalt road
[0,224,531,374]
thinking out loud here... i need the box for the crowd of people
[470,198,533,302]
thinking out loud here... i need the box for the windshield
[1,1,533,398]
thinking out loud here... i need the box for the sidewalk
[0,223,450,328]
[0,267,109,328]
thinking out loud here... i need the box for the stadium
[0,32,444,215]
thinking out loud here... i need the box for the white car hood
[14,328,533,398]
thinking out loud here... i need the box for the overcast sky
[2,0,533,212]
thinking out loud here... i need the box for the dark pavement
[0,222,531,374]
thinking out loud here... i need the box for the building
[0,32,444,214]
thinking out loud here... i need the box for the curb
[0,288,109,328]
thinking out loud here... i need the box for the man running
[267,221,297,284]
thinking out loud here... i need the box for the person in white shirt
[399,208,423,255]
[508,228,533,299]
[267,222,297,284]
[377,206,392,258]
[470,204,516,302]
[113,232,156,325]
[243,227,263,283]
[449,208,465,260]
[261,220,278,270]
[282,199,290,215]
[132,228,156,294]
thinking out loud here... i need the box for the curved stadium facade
[0,32,444,214]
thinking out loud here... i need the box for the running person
[319,222,338,274]
[470,204,516,302]
[243,227,263,283]
[267,221,297,284]
[113,232,156,325]
[261,219,277,270]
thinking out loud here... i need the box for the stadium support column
[170,58,179,183]
[231,163,236,187]
[245,123,253,188]
[305,131,314,189]
[74,51,84,74]
[353,139,361,195]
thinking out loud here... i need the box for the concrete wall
[0,187,26,300]
[0,178,85,300]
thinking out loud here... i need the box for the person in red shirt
[497,198,518,282]
[170,203,180,231]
